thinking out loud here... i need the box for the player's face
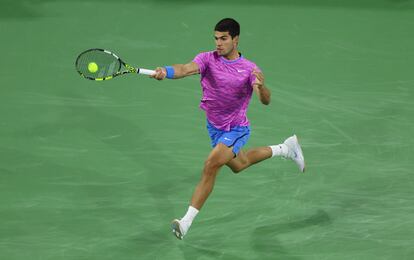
[214,31,238,56]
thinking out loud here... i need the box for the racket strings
[76,49,121,79]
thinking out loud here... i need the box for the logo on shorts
[224,137,232,141]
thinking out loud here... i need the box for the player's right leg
[171,143,235,240]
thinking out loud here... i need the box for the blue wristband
[164,66,175,79]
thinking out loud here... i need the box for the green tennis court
[1,0,413,259]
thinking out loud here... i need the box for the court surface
[1,0,413,259]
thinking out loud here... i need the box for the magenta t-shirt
[193,51,259,131]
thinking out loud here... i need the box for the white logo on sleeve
[237,69,246,73]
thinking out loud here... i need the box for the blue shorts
[206,121,250,156]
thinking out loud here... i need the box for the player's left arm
[252,69,271,105]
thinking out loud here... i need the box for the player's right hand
[150,67,166,80]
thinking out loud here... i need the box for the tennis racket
[75,48,155,81]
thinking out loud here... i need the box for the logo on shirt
[237,69,246,73]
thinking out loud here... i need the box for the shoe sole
[171,219,184,240]
[294,135,306,173]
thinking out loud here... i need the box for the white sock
[180,206,199,234]
[269,144,288,157]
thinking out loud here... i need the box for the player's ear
[233,35,239,46]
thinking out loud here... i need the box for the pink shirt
[193,51,259,131]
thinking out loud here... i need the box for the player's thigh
[205,143,235,168]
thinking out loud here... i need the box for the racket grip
[137,68,155,75]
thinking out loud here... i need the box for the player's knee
[230,166,242,174]
[203,158,223,172]
[229,159,249,174]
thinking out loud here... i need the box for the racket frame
[75,48,153,81]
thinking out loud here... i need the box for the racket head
[75,48,123,81]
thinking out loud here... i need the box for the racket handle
[137,68,155,75]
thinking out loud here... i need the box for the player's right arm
[150,62,199,80]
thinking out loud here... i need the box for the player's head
[214,18,240,57]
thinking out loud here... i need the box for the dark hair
[214,18,240,38]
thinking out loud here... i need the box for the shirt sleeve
[192,52,210,76]
[249,66,262,87]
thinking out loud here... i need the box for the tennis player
[150,18,305,240]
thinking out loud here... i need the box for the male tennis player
[150,18,305,240]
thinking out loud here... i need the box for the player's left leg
[226,147,272,173]
[227,135,306,173]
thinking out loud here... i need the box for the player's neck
[222,49,240,61]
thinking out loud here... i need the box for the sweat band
[164,66,175,79]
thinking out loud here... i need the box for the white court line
[322,118,355,144]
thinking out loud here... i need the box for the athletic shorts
[206,120,250,156]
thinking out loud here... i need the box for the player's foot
[283,135,305,172]
[171,219,185,240]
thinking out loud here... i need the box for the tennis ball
[88,62,98,73]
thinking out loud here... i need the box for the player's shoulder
[196,50,217,56]
[241,55,259,69]
[194,50,218,62]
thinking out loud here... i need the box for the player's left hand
[252,69,264,87]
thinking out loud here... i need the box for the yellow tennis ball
[88,62,98,73]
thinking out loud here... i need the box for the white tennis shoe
[283,135,306,172]
[171,219,185,240]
